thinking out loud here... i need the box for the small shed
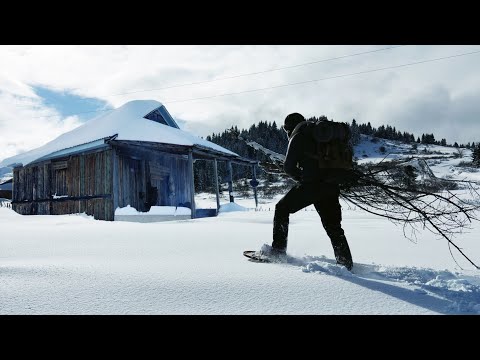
[8,100,257,220]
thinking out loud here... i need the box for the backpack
[304,119,353,170]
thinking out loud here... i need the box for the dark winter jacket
[284,121,347,184]
[283,121,323,183]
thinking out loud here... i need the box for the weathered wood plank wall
[12,144,201,220]
[12,149,114,220]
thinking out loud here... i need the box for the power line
[32,49,480,119]
[163,49,480,104]
[102,45,407,97]
[22,45,407,110]
[29,46,404,118]
[32,108,113,119]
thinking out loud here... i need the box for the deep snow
[1,135,479,315]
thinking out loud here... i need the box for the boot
[272,211,289,252]
[257,244,287,262]
[331,235,353,271]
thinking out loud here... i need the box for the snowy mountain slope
[354,134,463,164]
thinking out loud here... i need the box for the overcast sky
[1,45,479,162]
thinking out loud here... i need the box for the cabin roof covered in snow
[1,100,245,167]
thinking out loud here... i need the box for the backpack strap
[290,121,309,138]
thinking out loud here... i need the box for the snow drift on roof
[0,100,238,167]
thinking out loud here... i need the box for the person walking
[265,112,353,271]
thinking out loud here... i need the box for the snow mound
[0,207,18,218]
[115,205,191,216]
[218,203,248,213]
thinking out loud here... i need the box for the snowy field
[1,196,479,314]
[1,141,480,315]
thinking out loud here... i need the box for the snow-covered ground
[1,137,479,315]
[1,195,480,314]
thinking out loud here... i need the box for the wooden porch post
[227,160,234,203]
[213,158,220,215]
[188,149,196,218]
[112,149,119,212]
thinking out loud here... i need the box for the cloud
[0,86,83,161]
[379,85,480,143]
[1,45,480,162]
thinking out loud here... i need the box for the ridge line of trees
[350,119,473,148]
[192,117,479,193]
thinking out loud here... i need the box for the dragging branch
[237,134,480,269]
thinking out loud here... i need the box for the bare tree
[454,147,465,159]
[341,159,480,269]
[238,135,480,269]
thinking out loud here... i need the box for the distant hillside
[353,134,462,163]
[195,117,478,193]
[196,131,479,202]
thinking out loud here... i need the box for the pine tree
[366,122,373,135]
[473,143,480,167]
[350,119,361,145]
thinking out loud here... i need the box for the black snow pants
[272,181,353,268]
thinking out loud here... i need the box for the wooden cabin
[10,100,257,220]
